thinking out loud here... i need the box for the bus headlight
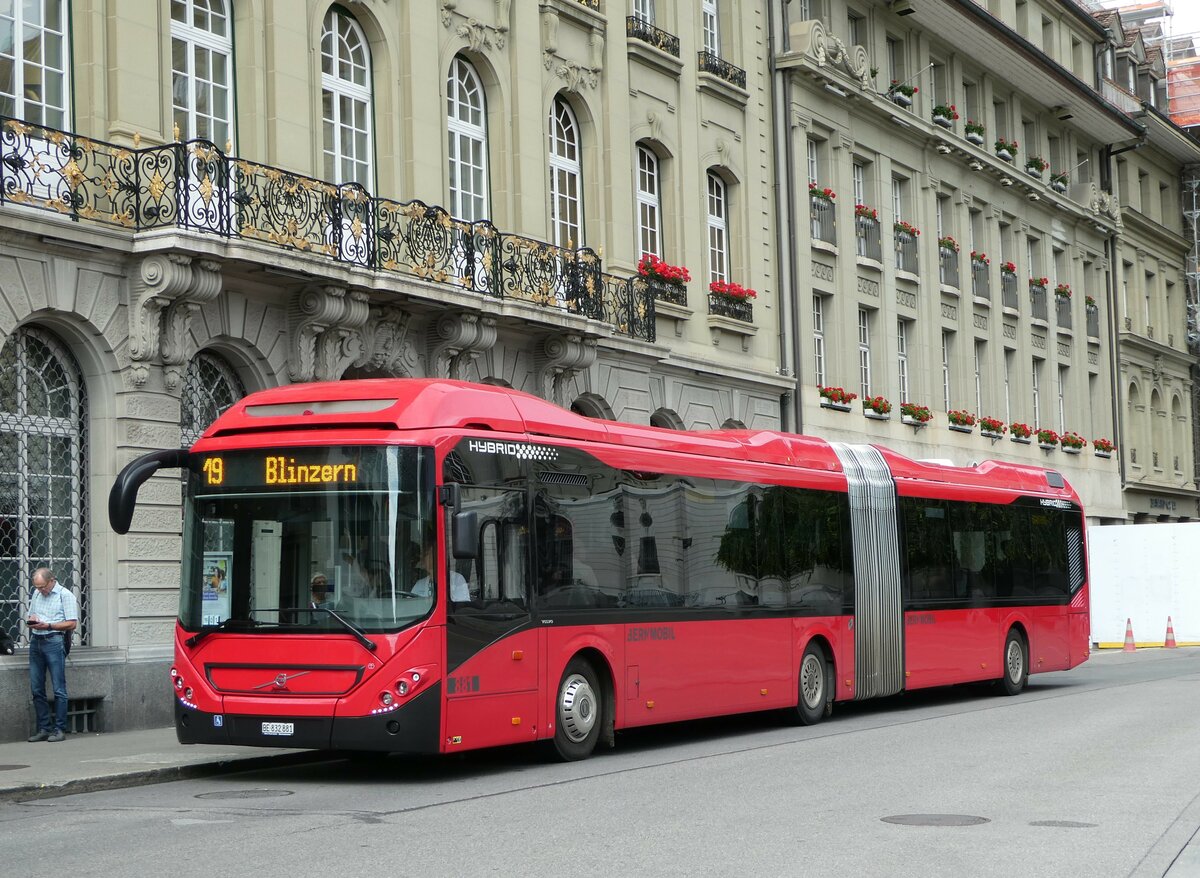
[380,691,394,706]
[396,680,409,696]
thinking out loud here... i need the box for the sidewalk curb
[0,749,337,803]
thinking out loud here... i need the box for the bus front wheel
[1000,629,1028,696]
[552,658,603,761]
[794,642,831,726]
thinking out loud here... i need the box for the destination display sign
[194,447,406,493]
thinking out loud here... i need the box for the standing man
[26,567,77,743]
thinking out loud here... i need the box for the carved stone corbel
[352,306,416,376]
[427,312,497,380]
[288,285,371,383]
[534,333,597,407]
[127,253,196,386]
[161,259,224,391]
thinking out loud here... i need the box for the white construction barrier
[1088,522,1199,647]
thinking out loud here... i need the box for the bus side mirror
[108,449,191,534]
[452,510,479,559]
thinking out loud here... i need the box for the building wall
[0,0,787,741]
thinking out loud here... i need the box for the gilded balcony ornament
[148,170,166,200]
[4,119,31,137]
[198,174,214,206]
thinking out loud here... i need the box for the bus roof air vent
[245,399,397,417]
[1045,470,1065,489]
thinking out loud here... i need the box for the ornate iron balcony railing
[627,16,681,57]
[0,117,655,342]
[708,293,753,322]
[697,52,746,89]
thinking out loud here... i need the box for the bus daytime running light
[184,687,194,700]
[175,676,184,690]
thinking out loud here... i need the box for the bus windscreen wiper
[315,607,377,651]
[185,616,248,648]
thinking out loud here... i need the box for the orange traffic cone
[1123,618,1136,652]
[1165,617,1178,649]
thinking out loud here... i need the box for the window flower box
[979,416,1006,439]
[994,137,1018,161]
[938,235,959,254]
[1010,422,1033,444]
[808,182,836,204]
[1093,438,1115,458]
[819,385,857,411]
[1036,428,1060,450]
[931,103,958,128]
[970,251,990,266]
[1054,283,1072,300]
[888,80,917,107]
[964,120,985,146]
[947,409,976,433]
[1029,276,1049,290]
[854,204,879,221]
[1060,431,1086,452]
[900,402,932,426]
[862,395,892,418]
[1085,295,1098,310]
[1025,156,1048,178]
[638,253,691,288]
[894,220,921,240]
[1049,171,1069,193]
[1001,261,1017,277]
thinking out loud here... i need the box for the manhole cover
[194,789,294,800]
[0,765,29,772]
[1030,820,1098,829]
[881,814,991,827]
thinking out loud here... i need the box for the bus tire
[1000,629,1028,696]
[794,642,830,726]
[552,658,603,761]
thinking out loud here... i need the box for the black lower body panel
[175,684,441,754]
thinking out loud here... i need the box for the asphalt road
[2,648,1198,878]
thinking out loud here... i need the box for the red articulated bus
[109,379,1089,760]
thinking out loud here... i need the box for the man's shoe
[27,730,50,742]
[46,730,65,743]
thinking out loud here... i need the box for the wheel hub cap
[559,674,597,743]
[801,654,823,709]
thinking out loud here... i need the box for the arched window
[0,327,88,647]
[321,8,373,186]
[181,351,246,446]
[0,0,70,127]
[636,145,661,258]
[447,56,490,222]
[548,97,583,248]
[170,0,234,146]
[706,171,729,283]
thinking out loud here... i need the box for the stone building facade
[0,0,786,740]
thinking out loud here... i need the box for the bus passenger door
[444,487,541,751]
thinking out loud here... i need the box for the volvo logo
[253,670,311,690]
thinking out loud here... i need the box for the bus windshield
[180,445,435,633]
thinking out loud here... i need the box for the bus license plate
[261,721,294,736]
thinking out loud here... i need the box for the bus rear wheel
[552,658,603,761]
[1000,629,1028,696]
[793,642,831,726]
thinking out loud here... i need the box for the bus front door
[444,487,541,752]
